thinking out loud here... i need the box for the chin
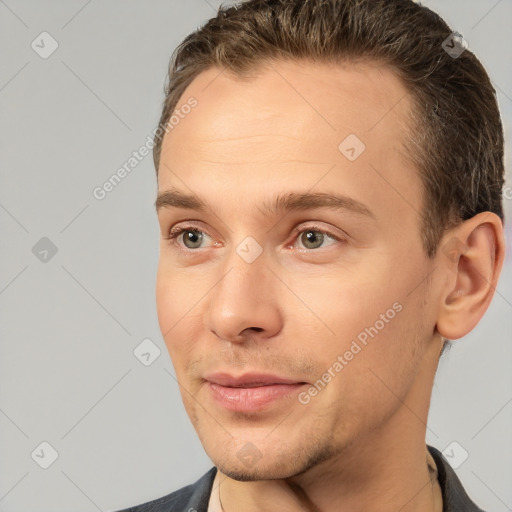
[213,442,335,482]
[220,467,266,482]
[217,461,293,481]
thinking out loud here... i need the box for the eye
[165,225,214,250]
[291,225,344,250]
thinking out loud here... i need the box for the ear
[435,212,506,341]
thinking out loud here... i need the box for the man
[119,0,506,510]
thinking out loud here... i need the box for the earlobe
[435,212,505,341]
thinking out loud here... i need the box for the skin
[155,60,505,512]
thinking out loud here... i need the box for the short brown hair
[154,0,505,260]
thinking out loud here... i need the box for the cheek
[156,264,200,363]
[284,267,394,348]
[155,269,177,340]
[290,265,424,389]
[328,286,428,413]
[156,259,205,325]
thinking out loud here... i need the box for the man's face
[155,60,442,480]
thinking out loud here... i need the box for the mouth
[203,372,308,412]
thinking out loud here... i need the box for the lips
[205,372,305,387]
[204,372,307,412]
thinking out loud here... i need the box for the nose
[203,250,283,344]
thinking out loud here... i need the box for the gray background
[0,1,511,511]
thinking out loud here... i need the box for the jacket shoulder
[427,445,486,512]
[114,467,217,512]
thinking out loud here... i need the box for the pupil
[184,230,202,248]
[303,230,323,248]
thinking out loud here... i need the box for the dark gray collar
[428,445,485,512]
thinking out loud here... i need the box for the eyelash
[163,223,345,251]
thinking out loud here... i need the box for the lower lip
[207,382,306,412]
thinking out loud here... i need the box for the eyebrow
[155,187,375,219]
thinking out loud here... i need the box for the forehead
[157,59,421,228]
[168,60,410,141]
